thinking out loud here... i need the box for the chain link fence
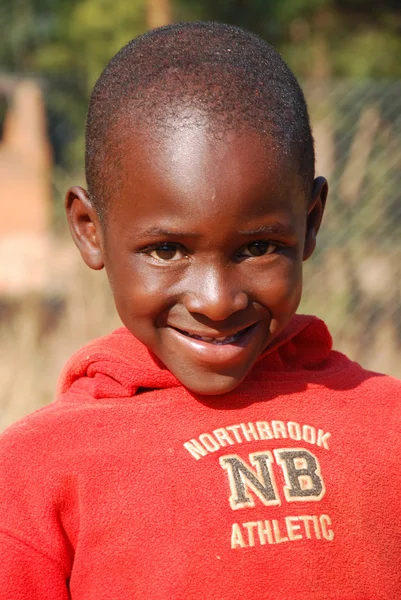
[0,78,400,430]
[301,80,401,377]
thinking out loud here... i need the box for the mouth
[169,324,257,345]
[164,321,265,369]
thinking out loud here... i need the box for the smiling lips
[171,324,255,345]
[166,322,264,368]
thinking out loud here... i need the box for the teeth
[176,326,251,344]
[197,333,239,344]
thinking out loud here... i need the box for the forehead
[108,113,306,230]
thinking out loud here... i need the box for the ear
[65,186,104,270]
[303,176,328,261]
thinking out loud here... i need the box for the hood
[58,314,332,400]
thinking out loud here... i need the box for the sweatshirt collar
[58,314,332,400]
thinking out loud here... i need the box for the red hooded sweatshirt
[1,315,401,599]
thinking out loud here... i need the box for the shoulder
[354,367,401,402]
[322,349,400,387]
[330,358,401,428]
[0,398,97,468]
[340,356,401,391]
[0,402,67,466]
[0,403,76,574]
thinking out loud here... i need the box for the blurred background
[0,0,400,430]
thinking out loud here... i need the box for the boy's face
[67,115,327,395]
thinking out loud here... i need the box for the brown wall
[0,79,52,237]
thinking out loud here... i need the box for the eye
[240,241,277,258]
[147,243,185,261]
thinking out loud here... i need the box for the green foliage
[1,0,400,172]
[0,0,61,71]
[176,0,329,44]
[0,0,147,169]
[334,30,401,78]
[43,0,146,90]
[177,0,401,78]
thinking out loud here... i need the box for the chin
[182,372,246,396]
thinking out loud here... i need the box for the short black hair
[86,21,315,219]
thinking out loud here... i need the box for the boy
[0,21,400,599]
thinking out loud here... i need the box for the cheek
[254,259,303,315]
[106,258,174,330]
[253,260,302,340]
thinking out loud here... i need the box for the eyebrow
[237,223,297,236]
[141,223,297,238]
[141,227,201,238]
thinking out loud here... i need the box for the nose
[182,265,249,321]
